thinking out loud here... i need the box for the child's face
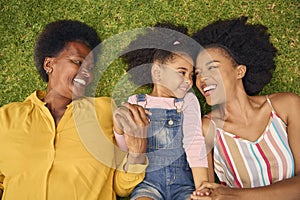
[154,54,194,98]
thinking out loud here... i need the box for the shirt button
[168,119,174,125]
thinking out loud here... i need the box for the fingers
[121,102,150,127]
[113,102,150,137]
[192,188,211,197]
[197,182,218,191]
[190,194,211,200]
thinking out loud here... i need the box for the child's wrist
[113,127,124,135]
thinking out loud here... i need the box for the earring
[45,68,52,74]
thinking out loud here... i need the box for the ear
[236,65,246,79]
[151,63,162,82]
[43,57,54,74]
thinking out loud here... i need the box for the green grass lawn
[1,0,299,112]
[0,0,299,198]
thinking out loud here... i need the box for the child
[114,23,208,200]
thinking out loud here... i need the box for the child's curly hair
[34,20,101,82]
[121,22,199,87]
[192,16,278,95]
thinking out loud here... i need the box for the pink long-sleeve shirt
[114,92,207,167]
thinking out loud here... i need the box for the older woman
[191,17,300,199]
[0,20,148,200]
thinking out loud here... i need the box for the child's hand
[113,102,151,135]
[191,188,210,197]
[190,182,211,199]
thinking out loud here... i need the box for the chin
[72,90,86,99]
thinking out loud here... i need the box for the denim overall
[131,94,194,200]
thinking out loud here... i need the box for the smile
[202,84,216,96]
[74,78,87,86]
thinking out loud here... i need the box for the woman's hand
[113,102,150,167]
[190,182,237,200]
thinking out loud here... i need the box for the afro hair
[121,22,199,87]
[192,16,278,95]
[34,20,101,82]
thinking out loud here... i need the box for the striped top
[211,96,294,188]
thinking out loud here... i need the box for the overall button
[168,119,174,125]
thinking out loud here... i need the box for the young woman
[191,17,300,199]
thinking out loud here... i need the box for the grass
[0,0,299,198]
[1,0,299,112]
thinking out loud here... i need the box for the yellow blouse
[0,91,146,200]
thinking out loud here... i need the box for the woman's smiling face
[45,41,94,100]
[195,47,239,106]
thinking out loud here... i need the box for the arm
[113,102,148,169]
[191,168,208,189]
[112,101,149,197]
[191,93,300,200]
[182,93,208,188]
[113,95,138,152]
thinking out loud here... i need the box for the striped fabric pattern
[213,111,295,188]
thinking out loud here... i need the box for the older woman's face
[195,48,238,106]
[46,41,94,99]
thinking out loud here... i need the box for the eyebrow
[177,66,189,71]
[205,60,220,66]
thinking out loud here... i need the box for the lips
[202,84,216,96]
[74,78,87,86]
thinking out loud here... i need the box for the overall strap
[174,97,184,112]
[136,94,147,108]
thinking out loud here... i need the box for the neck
[150,85,175,98]
[43,89,72,126]
[214,88,253,122]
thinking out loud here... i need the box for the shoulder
[268,92,299,103]
[268,92,300,122]
[0,99,35,129]
[184,92,197,100]
[268,92,300,111]
[201,113,213,137]
[183,92,201,111]
[0,97,34,115]
[128,94,138,104]
[184,92,200,105]
[93,96,115,111]
[94,96,114,105]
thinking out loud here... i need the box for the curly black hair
[192,16,278,95]
[34,20,101,82]
[121,22,199,87]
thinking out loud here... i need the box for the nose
[82,68,91,78]
[79,65,92,78]
[184,75,193,85]
[198,75,208,82]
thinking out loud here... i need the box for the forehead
[169,53,194,68]
[59,41,93,59]
[196,47,232,66]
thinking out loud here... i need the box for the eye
[72,59,82,66]
[195,69,202,76]
[87,64,95,71]
[179,71,186,76]
[208,65,218,70]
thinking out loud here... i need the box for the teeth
[74,78,86,86]
[203,85,216,92]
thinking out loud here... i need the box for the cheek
[195,77,201,90]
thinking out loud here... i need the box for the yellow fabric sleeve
[113,155,148,197]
